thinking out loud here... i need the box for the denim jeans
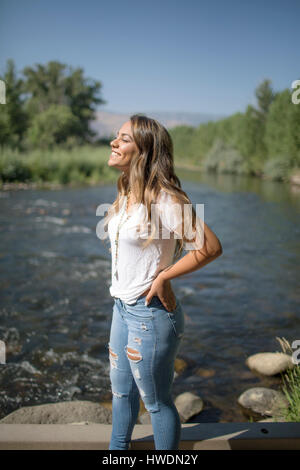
[107,293,185,450]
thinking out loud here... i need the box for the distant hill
[90,109,227,138]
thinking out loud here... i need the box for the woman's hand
[145,273,176,312]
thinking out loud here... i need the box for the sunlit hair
[101,113,199,262]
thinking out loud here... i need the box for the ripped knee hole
[109,347,118,359]
[126,346,142,361]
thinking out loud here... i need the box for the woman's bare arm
[145,221,222,310]
[158,221,223,282]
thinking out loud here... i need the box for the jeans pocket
[166,303,185,338]
[149,295,178,312]
[125,303,154,320]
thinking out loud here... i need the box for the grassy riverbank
[1,144,300,190]
[0,145,117,189]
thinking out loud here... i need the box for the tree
[26,104,81,149]
[169,125,196,162]
[0,59,28,149]
[255,79,275,116]
[265,89,292,158]
[236,104,267,161]
[22,61,106,144]
[232,80,275,163]
[265,88,300,166]
[288,82,300,166]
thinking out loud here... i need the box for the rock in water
[237,387,289,419]
[246,352,294,376]
[174,391,203,422]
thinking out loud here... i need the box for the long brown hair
[102,113,199,262]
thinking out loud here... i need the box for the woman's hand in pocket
[145,275,176,312]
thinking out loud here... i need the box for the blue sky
[1,0,299,116]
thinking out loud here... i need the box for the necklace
[114,188,132,280]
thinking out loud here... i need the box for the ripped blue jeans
[107,293,185,450]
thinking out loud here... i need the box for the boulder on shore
[237,387,289,419]
[246,352,294,376]
[0,400,112,424]
[174,391,204,423]
[138,391,204,424]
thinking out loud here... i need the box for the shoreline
[0,180,110,192]
[1,169,300,191]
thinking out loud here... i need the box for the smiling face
[108,120,140,173]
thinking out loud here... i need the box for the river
[0,169,299,422]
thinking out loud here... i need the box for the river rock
[69,421,91,425]
[195,367,215,378]
[237,387,289,419]
[138,412,151,424]
[174,357,188,374]
[258,417,287,422]
[246,352,294,376]
[0,400,112,424]
[174,392,204,423]
[290,170,300,186]
[138,391,204,424]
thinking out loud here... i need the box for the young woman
[102,114,222,450]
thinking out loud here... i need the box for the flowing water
[0,170,299,422]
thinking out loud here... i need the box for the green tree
[255,79,275,116]
[0,59,28,149]
[265,89,292,158]
[169,125,196,162]
[288,84,300,166]
[22,61,68,114]
[26,104,81,149]
[64,66,105,142]
[234,80,275,166]
[236,104,267,160]
[22,60,106,144]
